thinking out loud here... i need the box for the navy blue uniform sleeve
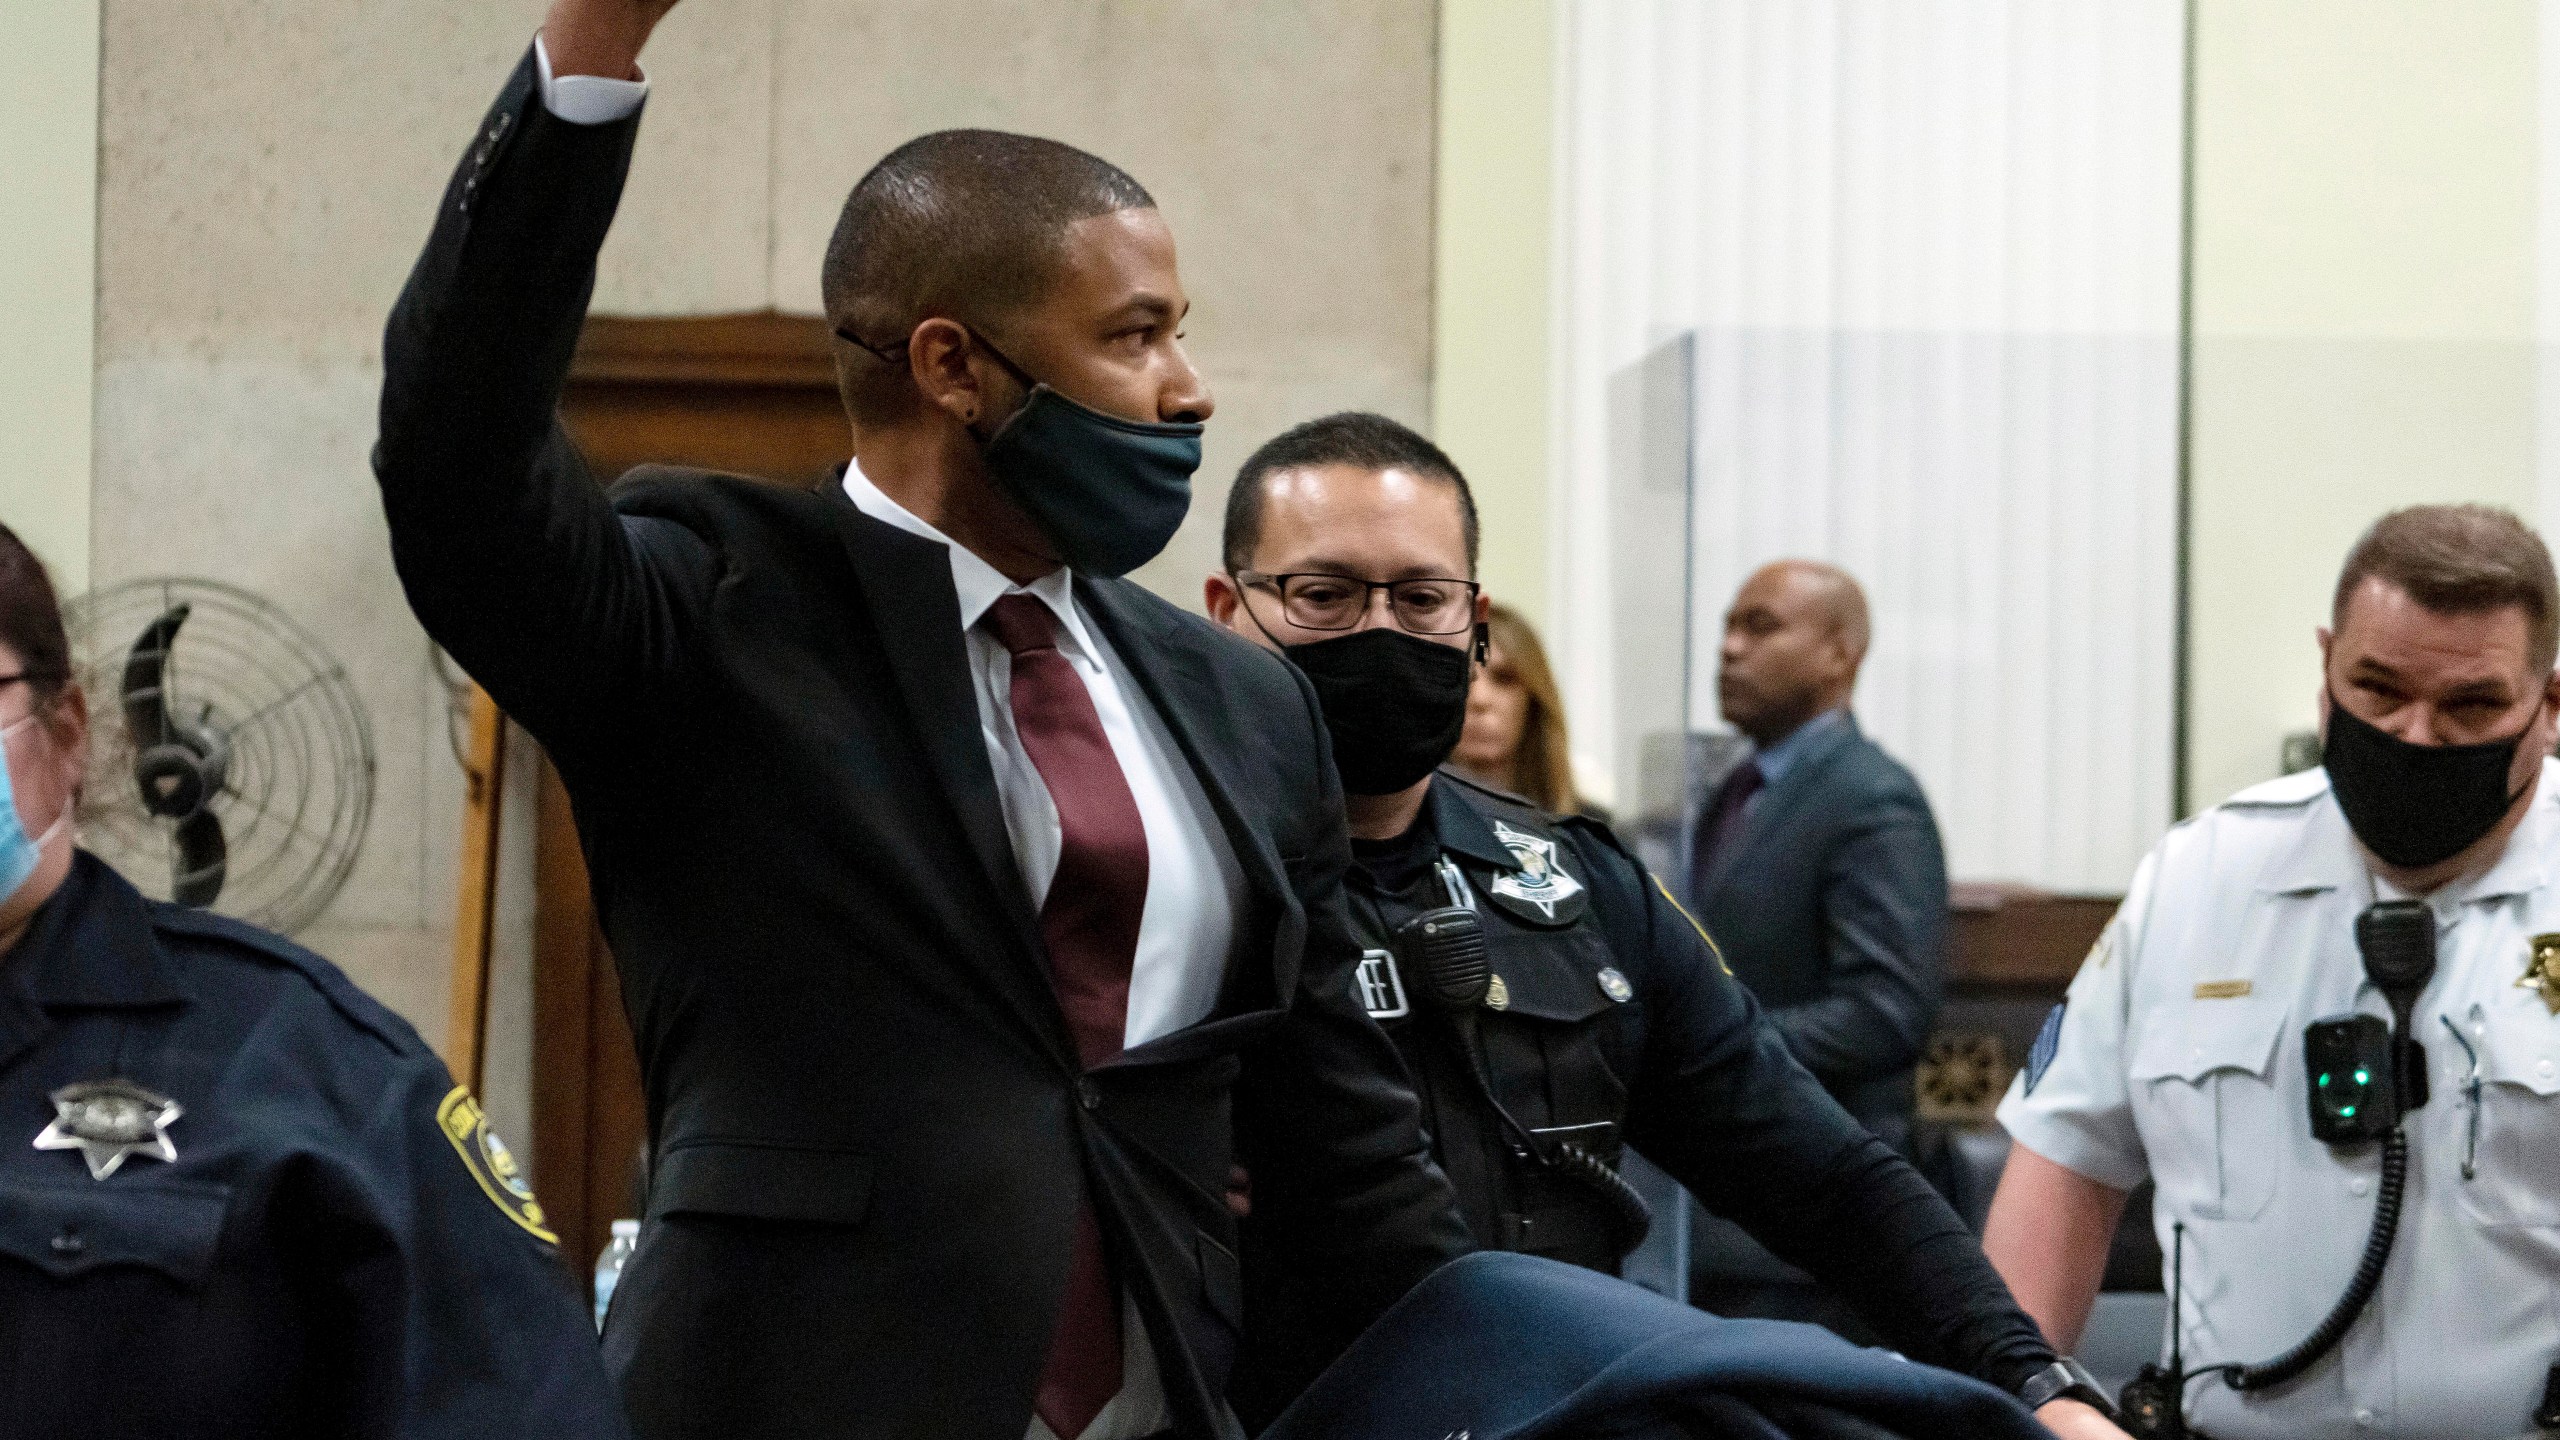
[1233,662,1474,1410]
[1578,827,2052,1398]
[1766,801,1946,1086]
[374,49,715,756]
[309,1055,633,1439]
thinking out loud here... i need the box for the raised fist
[542,0,682,80]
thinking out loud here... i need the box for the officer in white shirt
[1986,504,2560,1440]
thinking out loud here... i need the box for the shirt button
[2349,1177,2371,1197]
[2355,1408,2376,1427]
[49,1230,83,1256]
[2538,1059,2556,1084]
[1078,1078,1101,1111]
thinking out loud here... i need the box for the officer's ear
[40,682,86,797]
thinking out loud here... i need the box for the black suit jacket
[374,53,1468,1440]
[1686,716,1946,1148]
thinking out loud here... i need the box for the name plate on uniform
[2194,979,2254,1000]
[1355,949,1410,1019]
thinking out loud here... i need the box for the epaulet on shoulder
[145,905,424,1058]
[2221,767,2330,812]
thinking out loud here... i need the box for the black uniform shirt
[0,853,630,1440]
[1345,772,2056,1398]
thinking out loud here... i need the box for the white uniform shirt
[530,51,1244,1440]
[2000,759,2560,1440]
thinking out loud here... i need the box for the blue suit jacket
[1686,716,1947,1150]
[1264,1252,2044,1440]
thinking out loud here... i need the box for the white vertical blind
[2541,2,2560,544]
[1552,0,2186,893]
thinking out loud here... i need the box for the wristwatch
[2018,1357,2118,1417]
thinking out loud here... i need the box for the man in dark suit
[1683,561,1948,1329]
[371,4,1468,1438]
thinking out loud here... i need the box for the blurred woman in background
[1451,601,1608,820]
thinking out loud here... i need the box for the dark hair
[1222,412,1479,574]
[0,522,71,711]
[821,129,1155,425]
[2335,505,2560,674]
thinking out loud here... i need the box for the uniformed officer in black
[0,521,629,1439]
[1206,415,2130,1438]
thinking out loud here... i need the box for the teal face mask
[1,713,70,907]
[833,322,1205,578]
[978,381,1202,578]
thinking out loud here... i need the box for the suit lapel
[1699,718,1861,906]
[1076,577,1292,931]
[827,488,1043,947]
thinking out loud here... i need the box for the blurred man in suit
[1684,561,1948,1330]
[370,3,1467,1437]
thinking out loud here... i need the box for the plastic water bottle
[593,1219,639,1333]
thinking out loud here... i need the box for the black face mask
[833,323,1202,578]
[2323,689,2541,869]
[1282,628,1478,796]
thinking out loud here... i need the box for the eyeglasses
[1234,571,1480,635]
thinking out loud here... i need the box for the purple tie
[1693,759,1765,893]
[983,594,1151,1440]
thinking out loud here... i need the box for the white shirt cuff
[534,32,649,125]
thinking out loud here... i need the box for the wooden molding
[443,688,506,1091]
[571,311,838,390]
[1947,884,2117,990]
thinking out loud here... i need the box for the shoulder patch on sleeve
[2025,1002,2067,1095]
[436,1087,558,1243]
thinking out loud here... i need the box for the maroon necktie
[1692,759,1765,894]
[983,594,1151,1440]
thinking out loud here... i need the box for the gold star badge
[33,1079,180,1180]
[2520,934,2560,1015]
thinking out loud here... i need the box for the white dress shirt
[840,464,1242,1440]
[839,463,1243,1051]
[532,43,1241,1439]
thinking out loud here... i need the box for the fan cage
[63,578,374,938]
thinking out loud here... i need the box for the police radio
[1392,861,1651,1255]
[2121,900,2437,1434]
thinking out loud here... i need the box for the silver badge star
[1487,820,1585,921]
[34,1079,181,1180]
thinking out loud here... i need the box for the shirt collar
[2257,757,2557,904]
[841,460,1091,654]
[7,852,188,1011]
[1752,706,1849,785]
[1429,775,1527,873]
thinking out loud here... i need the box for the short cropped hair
[2334,504,2560,674]
[1223,413,1479,574]
[0,521,71,712]
[821,130,1155,425]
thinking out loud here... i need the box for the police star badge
[33,1078,180,1180]
[1485,820,1588,926]
[2520,934,2560,1015]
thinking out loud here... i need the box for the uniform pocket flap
[2475,1009,2560,1095]
[0,1177,229,1286]
[649,1140,874,1225]
[2130,1000,2286,1083]
[1482,926,1620,1024]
